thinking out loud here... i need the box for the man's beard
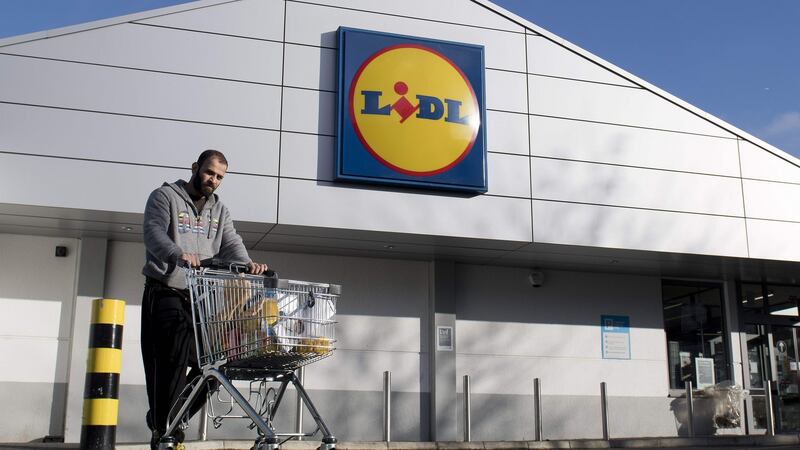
[192,176,213,197]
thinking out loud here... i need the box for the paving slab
[566,440,610,449]
[387,442,437,450]
[436,442,484,450]
[526,441,570,449]
[482,441,528,450]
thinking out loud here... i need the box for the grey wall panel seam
[525,33,640,84]
[130,21,286,44]
[531,198,748,221]
[525,19,534,245]
[275,0,288,228]
[277,175,530,201]
[737,140,752,258]
[0,101,282,132]
[0,150,279,178]
[264,232,522,252]
[740,177,800,187]
[0,52,283,88]
[530,155,747,181]
[528,112,738,141]
[527,72,642,90]
[0,212,140,227]
[287,0,529,36]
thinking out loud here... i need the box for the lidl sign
[336,27,487,193]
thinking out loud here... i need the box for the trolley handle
[199,258,277,279]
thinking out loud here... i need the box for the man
[141,149,268,448]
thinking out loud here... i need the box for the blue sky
[1,0,798,158]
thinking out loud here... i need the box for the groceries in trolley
[190,265,338,370]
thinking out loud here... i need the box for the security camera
[528,270,544,288]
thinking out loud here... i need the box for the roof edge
[475,0,800,168]
[0,0,237,48]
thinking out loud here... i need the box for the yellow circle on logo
[350,45,480,175]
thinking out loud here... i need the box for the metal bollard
[199,403,208,441]
[80,299,125,450]
[533,378,542,441]
[765,380,775,436]
[463,375,471,442]
[686,381,694,437]
[600,382,609,440]
[295,366,305,440]
[383,371,391,442]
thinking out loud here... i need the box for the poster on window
[695,357,715,388]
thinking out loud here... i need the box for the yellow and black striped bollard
[80,299,125,450]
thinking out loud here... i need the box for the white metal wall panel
[529,116,740,177]
[306,350,424,392]
[297,0,525,32]
[278,178,532,242]
[526,35,636,87]
[0,153,278,224]
[0,55,281,130]
[279,132,334,181]
[1,24,283,85]
[135,0,285,41]
[488,153,530,198]
[531,158,744,217]
[283,43,336,92]
[0,104,279,176]
[747,219,800,262]
[280,133,529,198]
[486,110,529,155]
[743,179,800,222]
[528,75,735,138]
[281,88,336,136]
[532,200,748,257]
[486,69,528,113]
[739,140,800,184]
[284,1,527,73]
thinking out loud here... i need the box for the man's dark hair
[197,149,228,168]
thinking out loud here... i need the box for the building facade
[1,0,799,443]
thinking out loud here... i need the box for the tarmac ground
[2,435,800,450]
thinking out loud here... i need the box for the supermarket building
[1,0,800,444]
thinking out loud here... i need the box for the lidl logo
[336,28,487,192]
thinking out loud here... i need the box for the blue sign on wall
[336,27,487,193]
[601,315,631,360]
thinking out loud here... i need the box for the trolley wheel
[253,436,280,450]
[318,436,337,450]
[157,436,184,450]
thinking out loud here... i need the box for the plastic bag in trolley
[272,282,335,355]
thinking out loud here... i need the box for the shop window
[662,280,730,390]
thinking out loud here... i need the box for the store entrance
[741,282,800,433]
[744,323,800,432]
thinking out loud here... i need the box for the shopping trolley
[158,261,339,450]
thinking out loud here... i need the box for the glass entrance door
[772,325,800,432]
[742,323,800,432]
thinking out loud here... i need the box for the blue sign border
[335,27,488,193]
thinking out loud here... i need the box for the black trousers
[141,279,211,435]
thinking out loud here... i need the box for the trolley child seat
[158,260,339,450]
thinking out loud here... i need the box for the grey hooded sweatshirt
[142,179,251,289]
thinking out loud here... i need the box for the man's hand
[180,253,201,268]
[248,262,269,275]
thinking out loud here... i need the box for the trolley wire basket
[159,262,339,450]
[191,268,338,371]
